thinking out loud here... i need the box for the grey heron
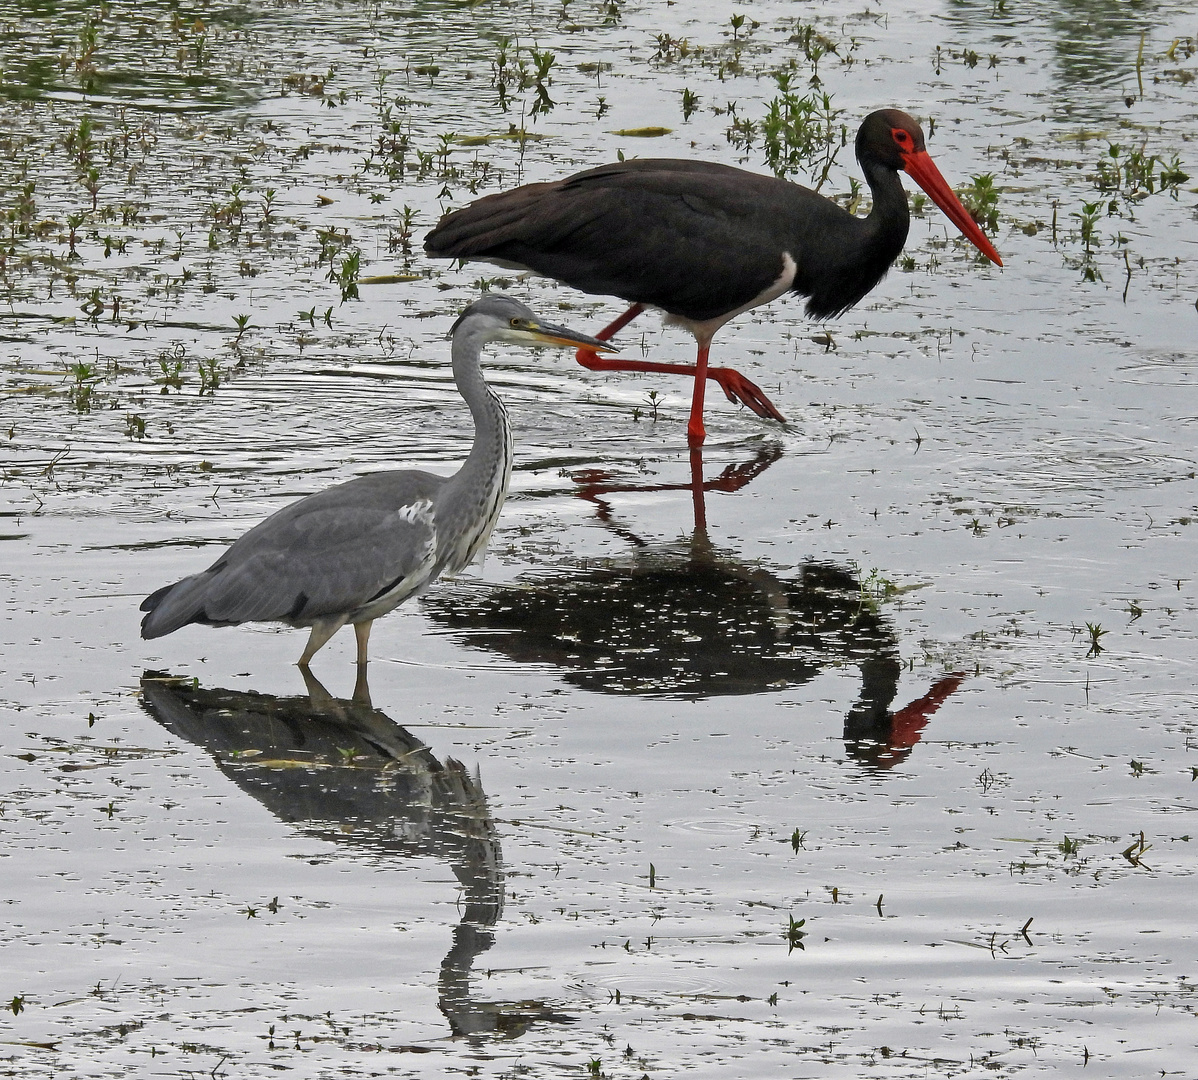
[140,294,614,667]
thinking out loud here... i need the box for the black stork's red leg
[574,304,784,445]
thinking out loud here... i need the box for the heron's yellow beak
[524,321,619,353]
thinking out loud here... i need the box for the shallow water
[2,0,1197,1076]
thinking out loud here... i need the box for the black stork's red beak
[901,148,1004,267]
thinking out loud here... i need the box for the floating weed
[197,357,221,395]
[1071,200,1105,281]
[790,828,807,852]
[1121,832,1151,867]
[155,345,186,391]
[680,87,699,121]
[260,187,278,225]
[9,995,25,1016]
[1085,621,1107,657]
[961,173,1000,234]
[858,567,898,607]
[330,249,361,302]
[232,313,252,344]
[1129,759,1144,776]
[1057,835,1081,856]
[65,359,101,411]
[529,48,556,116]
[652,33,689,63]
[758,75,842,189]
[387,205,419,256]
[784,914,807,953]
[124,413,147,440]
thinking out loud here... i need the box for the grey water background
[1,0,1196,1075]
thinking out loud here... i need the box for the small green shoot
[961,173,999,234]
[1074,200,1102,255]
[758,74,843,189]
[331,249,361,302]
[784,914,807,953]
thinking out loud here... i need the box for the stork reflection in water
[421,446,963,769]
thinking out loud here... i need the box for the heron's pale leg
[354,620,373,666]
[300,666,336,706]
[351,662,373,707]
[687,339,712,446]
[298,616,347,668]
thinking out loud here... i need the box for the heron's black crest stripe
[287,592,309,619]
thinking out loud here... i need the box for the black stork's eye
[892,129,911,146]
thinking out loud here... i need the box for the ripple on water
[980,434,1195,493]
[1115,350,1198,387]
[659,818,749,835]
[572,972,725,1001]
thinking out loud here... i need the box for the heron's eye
[510,318,522,328]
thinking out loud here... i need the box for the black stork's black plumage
[425,109,1002,446]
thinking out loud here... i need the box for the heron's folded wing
[144,472,443,634]
[204,496,438,623]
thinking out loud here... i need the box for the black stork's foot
[709,367,786,422]
[574,349,786,424]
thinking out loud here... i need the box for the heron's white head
[450,294,617,353]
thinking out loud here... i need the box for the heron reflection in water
[421,446,963,769]
[139,670,574,1038]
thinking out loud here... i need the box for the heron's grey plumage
[140,294,613,666]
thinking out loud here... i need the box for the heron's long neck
[438,327,514,571]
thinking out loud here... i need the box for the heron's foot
[709,367,785,422]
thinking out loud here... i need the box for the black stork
[424,109,1002,446]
